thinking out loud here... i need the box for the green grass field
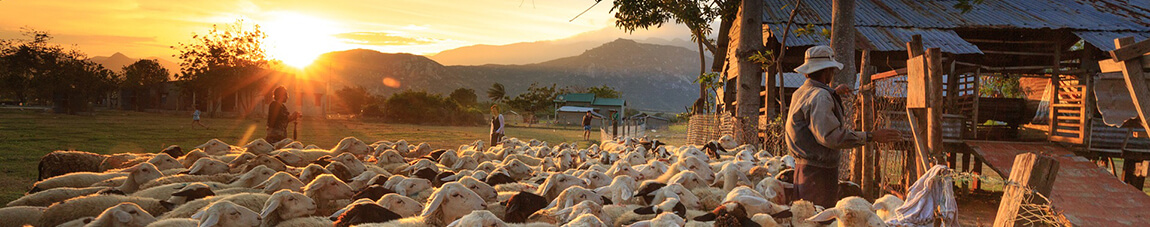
[0,108,667,204]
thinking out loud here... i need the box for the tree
[506,83,558,117]
[172,19,269,114]
[121,59,170,88]
[121,59,170,110]
[0,28,118,113]
[586,85,621,99]
[449,88,478,107]
[608,0,740,113]
[487,83,506,103]
[335,86,375,114]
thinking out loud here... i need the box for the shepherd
[785,45,901,208]
[490,105,505,145]
[267,86,301,144]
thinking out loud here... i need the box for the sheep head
[243,139,275,155]
[374,149,405,165]
[91,202,156,227]
[650,183,702,210]
[667,170,707,190]
[272,150,308,167]
[393,178,432,197]
[148,153,183,171]
[180,150,209,168]
[261,189,318,225]
[424,182,488,226]
[446,210,506,227]
[233,165,277,188]
[536,173,587,201]
[377,194,423,218]
[196,138,234,155]
[579,170,611,189]
[304,174,355,201]
[246,154,288,172]
[458,176,497,203]
[332,137,371,157]
[808,197,888,227]
[332,153,366,176]
[252,172,305,194]
[192,200,261,227]
[188,158,229,175]
[546,186,605,211]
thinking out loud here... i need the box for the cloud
[333,31,442,46]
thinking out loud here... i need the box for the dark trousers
[490,132,503,145]
[794,161,839,208]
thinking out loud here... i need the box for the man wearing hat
[785,45,902,208]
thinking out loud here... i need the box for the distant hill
[313,39,710,112]
[428,26,701,66]
[90,53,181,76]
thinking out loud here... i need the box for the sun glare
[260,12,343,68]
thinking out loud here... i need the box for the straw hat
[794,45,844,75]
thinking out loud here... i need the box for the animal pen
[739,0,1150,225]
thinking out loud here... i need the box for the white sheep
[562,213,606,227]
[595,175,638,205]
[179,150,209,168]
[85,202,157,227]
[362,182,487,227]
[143,218,197,227]
[159,193,270,219]
[7,187,105,207]
[722,186,788,217]
[807,197,887,227]
[535,173,588,201]
[656,156,714,184]
[544,186,605,212]
[148,153,185,171]
[242,139,275,155]
[297,164,331,184]
[377,194,423,218]
[392,178,433,201]
[331,137,372,157]
[457,176,498,203]
[187,158,231,175]
[196,139,239,156]
[331,153,367,175]
[443,210,551,227]
[872,194,904,222]
[649,184,703,210]
[30,170,129,192]
[0,206,46,226]
[579,170,612,189]
[303,174,355,215]
[252,172,306,194]
[259,189,318,227]
[628,212,686,227]
[190,200,262,227]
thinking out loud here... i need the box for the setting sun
[259,12,345,68]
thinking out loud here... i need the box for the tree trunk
[697,38,708,114]
[831,0,857,86]
[730,0,764,142]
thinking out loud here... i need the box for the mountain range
[90,53,181,76]
[313,38,710,112]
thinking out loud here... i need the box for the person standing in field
[785,45,901,208]
[191,106,209,129]
[490,105,505,145]
[582,111,598,140]
[266,86,301,144]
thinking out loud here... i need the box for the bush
[383,90,483,126]
[360,104,384,118]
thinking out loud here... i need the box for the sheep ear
[780,182,795,189]
[198,209,221,227]
[446,218,463,227]
[761,186,778,199]
[629,221,652,227]
[693,213,717,222]
[807,207,842,222]
[259,196,281,218]
[113,210,132,223]
[633,206,657,215]
[421,188,447,217]
[537,178,553,197]
[396,185,408,196]
[252,179,270,189]
[188,163,205,174]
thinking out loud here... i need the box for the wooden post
[905,35,930,182]
[994,153,1060,227]
[1048,35,1062,140]
[856,50,878,197]
[927,48,945,165]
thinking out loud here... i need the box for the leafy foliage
[0,28,119,113]
[171,20,270,111]
[585,85,622,99]
[507,83,559,118]
[383,90,483,126]
[334,86,378,114]
[449,88,479,107]
[980,75,1025,98]
[487,83,506,103]
[952,0,985,13]
[692,72,723,113]
[121,59,170,88]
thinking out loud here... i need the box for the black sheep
[333,202,402,227]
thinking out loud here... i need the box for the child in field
[191,107,209,129]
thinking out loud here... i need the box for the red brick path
[965,140,1150,226]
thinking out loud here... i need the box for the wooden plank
[1113,37,1150,138]
[982,50,1056,56]
[1049,37,1062,141]
[1110,37,1150,61]
[994,153,1060,227]
[965,38,1056,44]
[906,55,927,108]
[928,48,945,171]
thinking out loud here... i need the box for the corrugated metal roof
[556,93,595,103]
[592,98,626,107]
[763,0,1150,53]
[1074,31,1150,51]
[763,0,1150,31]
[766,24,982,54]
[557,106,597,113]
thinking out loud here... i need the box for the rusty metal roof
[763,0,1150,53]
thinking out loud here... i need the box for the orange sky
[0,0,695,67]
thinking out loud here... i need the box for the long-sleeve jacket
[785,79,869,168]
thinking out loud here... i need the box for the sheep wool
[159,193,270,219]
[0,206,46,227]
[143,218,197,227]
[7,187,105,207]
[37,194,171,227]
[37,150,105,181]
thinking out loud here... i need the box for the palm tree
[487,83,506,103]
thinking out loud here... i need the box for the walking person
[190,106,209,129]
[785,45,901,208]
[582,111,599,140]
[266,86,301,144]
[490,105,505,145]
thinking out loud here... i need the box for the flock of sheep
[3,135,908,227]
